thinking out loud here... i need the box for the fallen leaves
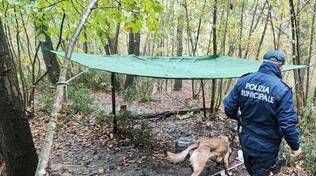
[31,85,311,176]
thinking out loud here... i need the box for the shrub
[42,87,55,113]
[123,86,138,102]
[123,78,153,102]
[41,82,94,116]
[116,111,153,149]
[301,133,316,175]
[284,94,316,175]
[77,70,125,92]
[77,70,111,91]
[95,110,111,127]
[68,83,94,115]
[129,121,153,149]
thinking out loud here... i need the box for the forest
[0,0,315,175]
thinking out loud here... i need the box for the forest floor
[30,86,311,176]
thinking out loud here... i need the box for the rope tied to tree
[55,68,89,102]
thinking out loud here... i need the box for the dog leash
[209,161,244,176]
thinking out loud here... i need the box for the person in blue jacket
[224,50,301,176]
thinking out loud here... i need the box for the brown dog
[165,136,231,176]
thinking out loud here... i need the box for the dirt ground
[30,88,311,176]
[46,115,247,176]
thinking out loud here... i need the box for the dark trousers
[242,149,278,176]
[240,133,279,176]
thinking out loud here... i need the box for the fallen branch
[136,108,210,119]
[35,1,98,175]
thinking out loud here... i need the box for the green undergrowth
[41,82,94,115]
[284,96,316,175]
[77,70,112,92]
[116,111,154,149]
[68,83,94,115]
[123,79,153,102]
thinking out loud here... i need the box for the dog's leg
[165,143,199,163]
[215,156,223,166]
[190,149,210,176]
[223,151,232,176]
[190,148,216,176]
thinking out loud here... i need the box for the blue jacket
[224,61,300,150]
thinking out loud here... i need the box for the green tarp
[51,51,307,79]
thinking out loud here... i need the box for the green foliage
[301,133,316,175]
[42,87,55,113]
[118,110,134,127]
[0,0,163,54]
[129,121,153,149]
[77,70,112,91]
[41,80,95,115]
[117,111,153,149]
[123,86,138,102]
[95,110,111,127]
[68,83,94,115]
[284,132,316,175]
[123,79,153,102]
[285,95,316,175]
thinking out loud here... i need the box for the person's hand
[291,147,301,157]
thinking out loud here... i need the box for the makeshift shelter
[51,51,305,79]
[51,51,307,132]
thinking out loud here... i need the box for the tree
[173,15,184,91]
[210,0,217,113]
[36,21,61,84]
[289,0,305,113]
[35,0,98,175]
[103,22,121,91]
[306,0,316,102]
[0,19,38,176]
[124,28,140,89]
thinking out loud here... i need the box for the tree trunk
[244,1,266,58]
[289,0,304,113]
[238,1,246,58]
[255,0,269,60]
[221,0,231,55]
[276,13,284,50]
[183,0,206,98]
[183,0,195,97]
[214,0,231,112]
[83,27,88,53]
[210,0,217,114]
[0,19,38,176]
[35,1,98,175]
[14,11,28,107]
[306,0,316,101]
[314,86,316,105]
[104,22,121,91]
[267,1,277,50]
[124,31,140,89]
[37,23,60,84]
[174,15,184,91]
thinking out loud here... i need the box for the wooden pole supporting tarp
[111,73,117,134]
[210,79,216,113]
[201,80,207,119]
[35,1,98,175]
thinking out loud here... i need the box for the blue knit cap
[263,50,286,65]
